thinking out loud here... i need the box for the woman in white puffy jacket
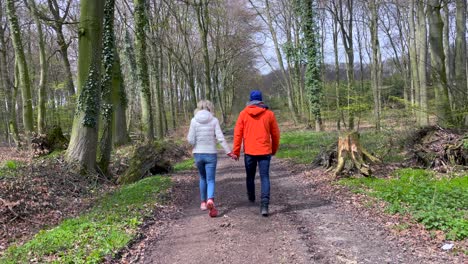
[187,100,237,217]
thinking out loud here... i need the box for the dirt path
[132,154,462,264]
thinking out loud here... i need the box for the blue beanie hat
[249,90,262,101]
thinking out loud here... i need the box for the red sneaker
[206,198,214,209]
[207,199,218,217]
[209,207,218,217]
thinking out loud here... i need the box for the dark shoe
[260,204,269,217]
[248,193,255,203]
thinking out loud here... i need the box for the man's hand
[227,152,239,161]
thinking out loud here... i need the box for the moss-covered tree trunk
[26,0,48,134]
[0,12,19,147]
[98,0,116,174]
[122,28,138,132]
[66,0,105,171]
[112,52,130,146]
[454,0,467,125]
[134,0,154,141]
[427,0,453,126]
[6,0,34,147]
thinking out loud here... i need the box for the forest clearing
[0,0,467,263]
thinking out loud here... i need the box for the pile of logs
[31,127,68,156]
[410,126,467,172]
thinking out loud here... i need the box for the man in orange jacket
[232,90,280,217]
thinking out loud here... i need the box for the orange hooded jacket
[232,104,280,156]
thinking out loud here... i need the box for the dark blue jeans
[244,154,271,205]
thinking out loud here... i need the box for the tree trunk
[6,0,34,147]
[168,56,177,130]
[442,2,453,103]
[195,0,211,100]
[98,0,116,175]
[427,0,453,126]
[112,52,130,146]
[66,0,105,171]
[409,0,419,114]
[122,28,139,133]
[47,0,75,96]
[134,0,154,141]
[263,0,298,123]
[370,0,381,131]
[303,0,322,131]
[417,1,428,126]
[57,31,75,96]
[337,0,355,129]
[332,17,341,130]
[454,0,467,125]
[0,17,19,147]
[27,0,48,134]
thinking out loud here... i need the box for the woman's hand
[227,152,238,161]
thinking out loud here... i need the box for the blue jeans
[194,153,217,201]
[244,154,271,205]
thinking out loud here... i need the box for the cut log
[334,131,380,178]
[117,140,188,184]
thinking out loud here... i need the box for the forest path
[135,153,446,264]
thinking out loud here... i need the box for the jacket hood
[194,109,213,124]
[245,105,267,117]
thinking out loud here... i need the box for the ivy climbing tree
[134,0,154,141]
[302,0,323,131]
[98,0,116,174]
[66,0,105,171]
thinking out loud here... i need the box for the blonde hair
[195,100,214,114]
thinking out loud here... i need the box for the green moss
[1,176,171,263]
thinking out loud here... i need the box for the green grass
[173,158,195,172]
[1,176,171,263]
[339,168,468,240]
[276,131,337,163]
[0,160,24,178]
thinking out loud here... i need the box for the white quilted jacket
[187,110,231,154]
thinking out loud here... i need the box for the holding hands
[227,152,239,161]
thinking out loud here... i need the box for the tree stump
[334,131,380,178]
